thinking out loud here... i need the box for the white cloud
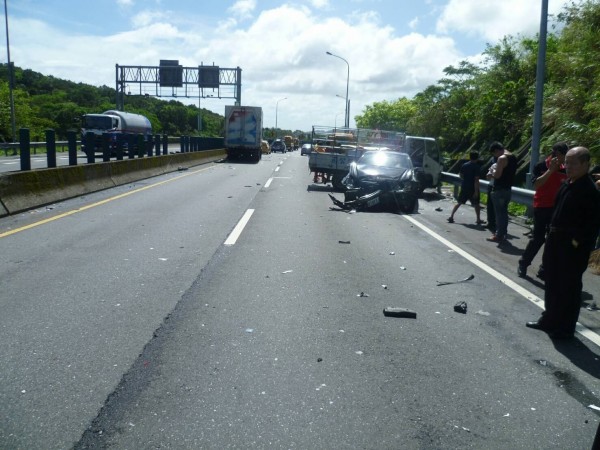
[437,0,567,43]
[8,2,531,130]
[308,0,330,9]
[228,0,257,20]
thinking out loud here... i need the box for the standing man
[447,151,484,225]
[526,147,600,339]
[517,142,569,278]
[486,141,518,243]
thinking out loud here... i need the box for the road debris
[436,274,475,286]
[282,270,293,274]
[589,404,600,412]
[357,292,369,297]
[383,307,417,319]
[453,301,468,314]
[586,302,598,311]
[382,284,388,289]
[339,240,351,244]
[177,166,189,171]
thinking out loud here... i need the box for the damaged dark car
[329,151,419,213]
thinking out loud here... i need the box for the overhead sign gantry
[115,60,241,110]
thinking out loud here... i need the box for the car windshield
[359,151,412,169]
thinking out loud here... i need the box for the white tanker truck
[81,110,152,156]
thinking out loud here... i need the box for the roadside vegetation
[1,1,599,174]
[354,0,600,171]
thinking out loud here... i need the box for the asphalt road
[1,151,599,449]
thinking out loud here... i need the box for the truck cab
[404,136,443,192]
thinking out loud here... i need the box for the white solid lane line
[224,209,255,246]
[403,214,600,348]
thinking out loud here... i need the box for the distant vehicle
[261,140,271,154]
[271,139,287,153]
[300,143,312,155]
[81,110,153,157]
[283,135,293,151]
[224,105,263,163]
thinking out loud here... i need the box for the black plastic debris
[454,301,468,314]
[357,292,369,297]
[436,274,475,286]
[383,307,417,319]
[177,166,189,171]
[339,240,351,244]
[435,207,443,211]
[317,358,323,362]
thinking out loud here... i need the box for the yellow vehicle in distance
[261,139,271,154]
[283,135,293,151]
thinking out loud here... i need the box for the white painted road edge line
[224,209,255,246]
[264,177,273,188]
[403,215,600,348]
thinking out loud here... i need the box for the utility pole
[4,0,16,143]
[528,0,549,189]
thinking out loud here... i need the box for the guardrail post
[162,134,168,155]
[85,132,95,163]
[137,134,145,158]
[179,135,185,153]
[46,129,57,168]
[19,128,31,171]
[102,132,111,162]
[115,134,124,160]
[147,136,153,157]
[128,134,136,159]
[67,130,77,165]
[153,134,160,156]
[186,136,191,153]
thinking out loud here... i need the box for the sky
[1,0,574,131]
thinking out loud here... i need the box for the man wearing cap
[526,146,600,339]
[517,142,569,278]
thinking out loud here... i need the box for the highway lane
[1,152,599,449]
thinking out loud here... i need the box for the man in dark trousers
[486,141,518,243]
[526,146,600,339]
[517,142,569,279]
[447,151,484,225]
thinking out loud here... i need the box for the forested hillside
[0,65,225,142]
[354,0,600,164]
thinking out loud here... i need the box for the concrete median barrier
[0,150,225,216]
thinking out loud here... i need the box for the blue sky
[2,0,573,130]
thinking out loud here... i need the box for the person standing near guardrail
[526,146,600,339]
[486,141,518,243]
[517,142,569,279]
[447,151,484,225]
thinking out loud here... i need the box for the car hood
[355,164,410,180]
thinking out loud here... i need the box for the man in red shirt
[517,142,568,278]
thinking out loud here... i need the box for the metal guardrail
[441,172,534,208]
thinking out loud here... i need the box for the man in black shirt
[526,147,600,339]
[486,142,518,243]
[447,152,484,225]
